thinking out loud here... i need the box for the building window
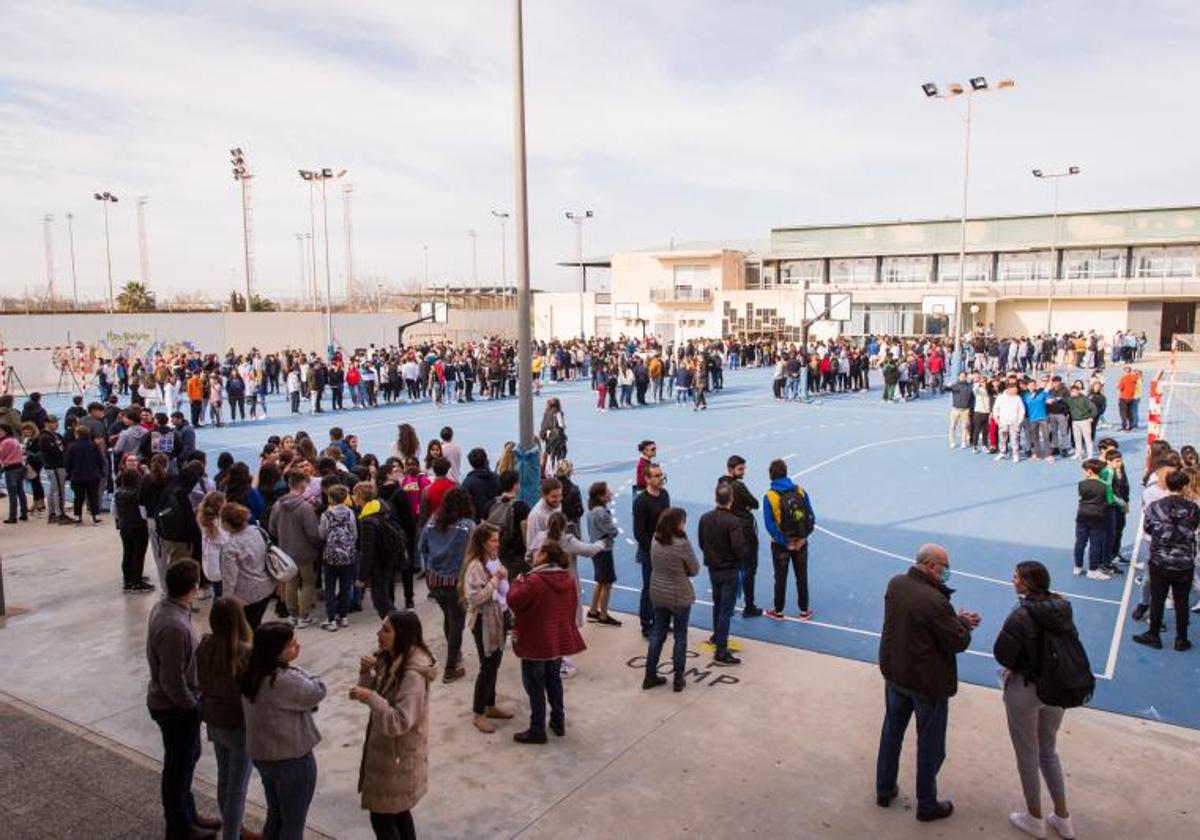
[998,251,1052,280]
[1064,248,1125,279]
[780,259,824,286]
[1135,246,1197,278]
[672,264,712,289]
[848,303,926,336]
[882,255,932,284]
[938,254,991,283]
[829,257,875,284]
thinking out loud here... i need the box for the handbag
[257,525,299,583]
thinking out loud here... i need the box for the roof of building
[772,205,1200,234]
[558,237,770,268]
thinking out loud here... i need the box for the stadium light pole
[923,76,1015,374]
[1033,166,1081,335]
[492,211,510,311]
[66,212,79,309]
[299,167,347,355]
[511,0,538,504]
[93,191,118,313]
[566,210,593,339]
[231,149,252,312]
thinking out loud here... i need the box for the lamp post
[566,210,593,339]
[922,76,1015,375]
[231,149,253,312]
[294,232,310,304]
[421,244,429,300]
[492,211,510,311]
[42,214,56,304]
[299,167,347,355]
[66,212,79,309]
[93,191,118,313]
[1033,166,1081,335]
[511,0,537,504]
[468,229,479,287]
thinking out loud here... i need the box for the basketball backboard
[420,301,448,323]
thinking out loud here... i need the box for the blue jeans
[254,753,317,840]
[1130,398,1140,429]
[646,604,691,679]
[709,569,738,655]
[207,724,252,840]
[323,563,355,621]
[1073,521,1106,571]
[4,466,28,520]
[875,681,949,815]
[636,548,653,635]
[520,658,563,735]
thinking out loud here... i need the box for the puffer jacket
[649,536,700,608]
[357,649,437,815]
[1144,494,1200,573]
[993,595,1077,683]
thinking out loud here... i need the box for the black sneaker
[642,675,667,690]
[713,653,741,666]
[1175,638,1193,652]
[916,801,954,822]
[1132,632,1163,649]
[742,606,763,618]
[513,729,547,744]
[876,786,899,808]
[1131,603,1148,622]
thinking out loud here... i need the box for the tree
[116,281,156,312]
[250,294,276,312]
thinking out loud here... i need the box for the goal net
[1156,368,1200,452]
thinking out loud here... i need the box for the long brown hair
[458,522,499,602]
[208,597,252,678]
[197,491,226,540]
[654,507,687,546]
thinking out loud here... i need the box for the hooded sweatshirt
[1144,494,1200,573]
[992,391,1026,427]
[762,477,815,547]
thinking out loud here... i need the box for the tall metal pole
[137,195,151,289]
[469,229,479,286]
[102,200,114,314]
[66,212,78,309]
[308,183,319,307]
[575,218,585,338]
[321,177,333,354]
[343,183,355,304]
[42,214,56,303]
[952,92,973,375]
[240,179,252,311]
[295,232,307,301]
[1046,178,1060,335]
[511,0,536,487]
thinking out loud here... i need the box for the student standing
[116,468,155,593]
[269,471,323,628]
[632,464,671,638]
[146,559,223,839]
[218,504,276,628]
[419,487,474,682]
[1133,469,1200,651]
[461,523,514,733]
[643,507,700,691]
[698,483,749,666]
[992,561,1080,840]
[875,544,980,824]
[585,482,621,625]
[720,455,762,617]
[762,458,815,621]
[241,622,326,840]
[1073,459,1112,581]
[351,611,436,840]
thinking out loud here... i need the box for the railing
[649,287,713,302]
[763,275,1200,298]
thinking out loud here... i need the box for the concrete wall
[533,292,607,342]
[1127,300,1164,349]
[993,299,1129,338]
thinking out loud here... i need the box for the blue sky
[2,0,1198,303]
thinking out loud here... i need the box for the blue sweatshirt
[762,477,815,546]
[1022,390,1049,422]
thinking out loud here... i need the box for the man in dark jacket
[1134,469,1199,651]
[632,464,670,638]
[461,448,500,520]
[875,543,979,823]
[718,455,762,617]
[698,481,749,665]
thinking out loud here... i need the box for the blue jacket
[762,477,815,546]
[333,438,357,470]
[1022,390,1049,422]
[418,517,474,578]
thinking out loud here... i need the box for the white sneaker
[1009,812,1047,839]
[1072,566,1085,576]
[320,619,339,632]
[1086,570,1112,581]
[294,615,316,628]
[1046,813,1075,839]
[994,453,1005,461]
[949,443,957,450]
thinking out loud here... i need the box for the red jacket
[508,566,586,661]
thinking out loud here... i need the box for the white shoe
[1086,570,1112,581]
[994,453,1005,461]
[949,443,957,449]
[1072,566,1085,576]
[1046,813,1075,839]
[1009,812,1047,839]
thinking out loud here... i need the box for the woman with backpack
[992,560,1080,840]
[418,487,474,684]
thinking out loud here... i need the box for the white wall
[994,299,1130,338]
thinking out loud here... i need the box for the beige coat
[357,649,437,814]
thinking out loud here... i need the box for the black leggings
[119,524,149,585]
[969,412,990,448]
[369,810,415,840]
[472,618,504,715]
[71,480,101,519]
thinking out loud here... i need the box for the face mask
[940,568,952,585]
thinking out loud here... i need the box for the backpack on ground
[775,488,812,540]
[1026,605,1094,709]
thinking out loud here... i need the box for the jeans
[430,585,465,669]
[4,466,28,519]
[370,811,416,840]
[771,542,809,612]
[520,658,564,735]
[1148,564,1193,639]
[740,529,759,609]
[1028,419,1050,459]
[701,568,738,653]
[875,681,949,815]
[149,704,201,838]
[45,467,66,517]
[207,724,252,840]
[255,753,317,840]
[1118,398,1133,430]
[1130,398,1140,429]
[471,618,504,715]
[323,563,355,621]
[646,604,691,678]
[636,548,653,635]
[1073,521,1105,571]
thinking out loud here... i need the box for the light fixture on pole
[491,211,510,311]
[299,167,348,355]
[230,148,254,312]
[66,212,79,309]
[1033,166,1081,335]
[922,76,1015,374]
[565,210,593,339]
[93,191,118,313]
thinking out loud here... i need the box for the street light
[1033,166,1082,334]
[922,75,1015,374]
[298,167,348,355]
[294,232,311,305]
[468,229,479,286]
[93,191,118,313]
[511,0,537,504]
[566,210,593,339]
[66,212,79,309]
[231,148,253,312]
[491,211,510,310]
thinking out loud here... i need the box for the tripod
[55,360,84,396]
[2,366,29,398]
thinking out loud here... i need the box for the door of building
[1160,301,1196,350]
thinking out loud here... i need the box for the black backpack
[1026,606,1094,709]
[154,490,191,542]
[775,488,813,540]
[376,511,409,570]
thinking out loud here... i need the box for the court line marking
[790,434,943,477]
[1103,512,1145,679]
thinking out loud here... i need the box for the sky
[2,0,1199,304]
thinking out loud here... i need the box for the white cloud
[1,0,1198,304]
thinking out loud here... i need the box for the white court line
[791,434,943,477]
[814,525,1122,607]
[1103,513,1145,679]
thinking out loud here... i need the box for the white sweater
[992,392,1026,427]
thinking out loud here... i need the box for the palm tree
[116,280,156,312]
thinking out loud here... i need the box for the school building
[545,205,1200,350]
